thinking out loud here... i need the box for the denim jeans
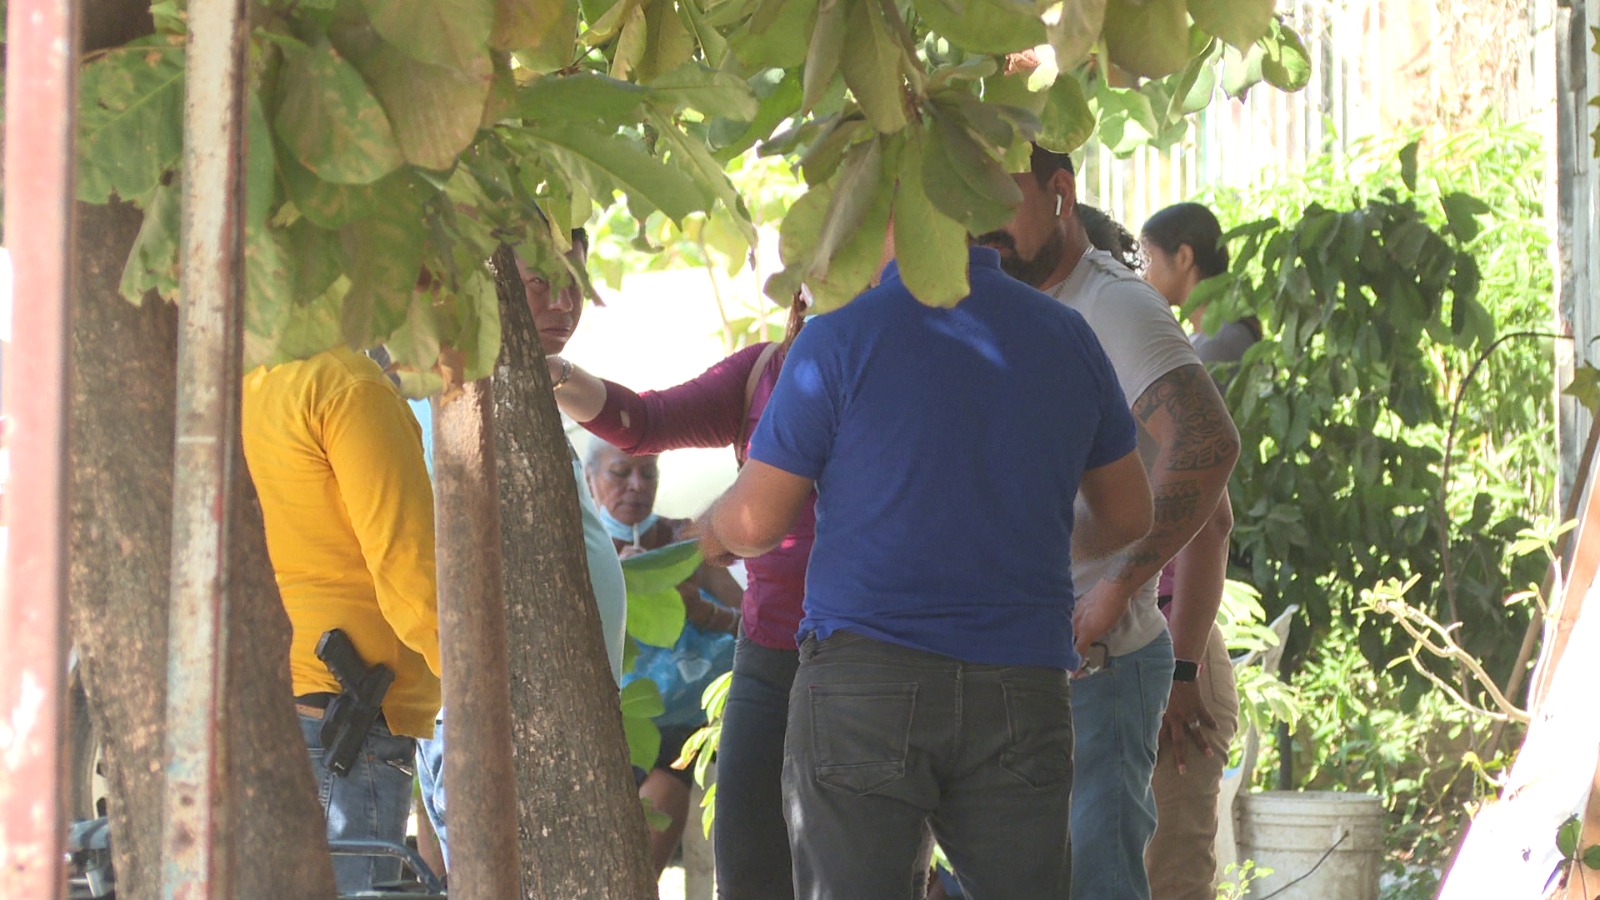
[299,713,416,894]
[416,717,448,867]
[713,635,800,899]
[1068,630,1175,900]
[785,631,1073,900]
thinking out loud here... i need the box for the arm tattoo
[1100,366,1239,587]
[1130,364,1239,472]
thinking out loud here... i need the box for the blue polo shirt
[748,247,1136,670]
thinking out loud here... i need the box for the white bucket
[1237,791,1384,899]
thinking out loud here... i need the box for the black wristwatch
[1172,659,1201,683]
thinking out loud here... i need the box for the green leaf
[1103,0,1190,79]
[1563,366,1600,415]
[1221,43,1265,99]
[1038,73,1095,153]
[621,674,668,718]
[78,38,185,205]
[714,69,802,161]
[244,224,298,368]
[635,0,698,82]
[1049,0,1106,70]
[492,0,579,64]
[516,72,649,122]
[359,0,493,71]
[921,110,1021,235]
[643,107,758,246]
[839,0,907,133]
[338,208,426,349]
[120,177,182,303]
[622,539,705,590]
[622,695,663,769]
[1559,815,1582,860]
[911,0,1046,56]
[1399,141,1419,192]
[246,92,278,231]
[648,62,760,120]
[339,32,494,171]
[452,270,501,380]
[277,279,348,363]
[808,168,892,311]
[729,0,816,69]
[527,121,707,222]
[1440,192,1491,243]
[1583,845,1600,871]
[803,0,847,113]
[1166,43,1219,120]
[811,138,884,279]
[679,0,731,67]
[1096,83,1159,155]
[984,71,1049,117]
[1259,19,1311,91]
[289,218,344,303]
[278,153,413,230]
[274,39,405,185]
[893,135,971,306]
[1189,0,1272,50]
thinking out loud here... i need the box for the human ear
[1176,243,1195,273]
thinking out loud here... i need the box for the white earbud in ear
[1054,195,1063,216]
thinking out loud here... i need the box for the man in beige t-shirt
[979,145,1240,899]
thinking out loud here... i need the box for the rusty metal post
[433,385,524,899]
[0,0,79,896]
[159,0,250,895]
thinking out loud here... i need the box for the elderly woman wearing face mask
[585,439,741,878]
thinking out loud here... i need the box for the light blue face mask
[597,503,659,546]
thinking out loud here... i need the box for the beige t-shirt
[1047,249,1201,656]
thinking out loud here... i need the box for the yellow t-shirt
[242,347,441,738]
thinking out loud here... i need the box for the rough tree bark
[433,381,523,897]
[490,249,657,899]
[65,2,336,896]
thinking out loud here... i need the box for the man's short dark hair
[571,227,589,251]
[1029,144,1075,187]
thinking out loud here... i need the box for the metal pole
[160,0,249,894]
[0,0,78,895]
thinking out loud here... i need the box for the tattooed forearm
[1131,364,1240,472]
[1098,365,1240,590]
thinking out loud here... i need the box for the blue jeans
[785,631,1074,900]
[713,635,800,899]
[1068,631,1175,900]
[299,713,416,895]
[417,717,448,867]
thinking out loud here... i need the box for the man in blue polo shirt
[698,238,1155,898]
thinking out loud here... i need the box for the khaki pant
[1146,625,1241,900]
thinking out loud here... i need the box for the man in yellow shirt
[242,345,441,894]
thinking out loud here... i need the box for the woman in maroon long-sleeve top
[548,324,810,899]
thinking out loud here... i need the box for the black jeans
[713,635,801,899]
[784,631,1074,900]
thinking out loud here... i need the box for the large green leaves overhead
[78,37,184,205]
[910,0,1047,56]
[892,133,971,307]
[1189,0,1273,50]
[275,39,405,185]
[1103,0,1190,79]
[360,0,494,70]
[78,0,1305,389]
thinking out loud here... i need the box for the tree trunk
[433,381,523,897]
[490,250,657,899]
[66,4,335,896]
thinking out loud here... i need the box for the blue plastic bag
[624,596,736,729]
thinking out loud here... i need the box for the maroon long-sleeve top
[580,343,815,651]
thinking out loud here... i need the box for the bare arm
[1073,448,1153,563]
[1074,364,1238,654]
[697,459,814,565]
[1167,493,1233,661]
[548,356,607,422]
